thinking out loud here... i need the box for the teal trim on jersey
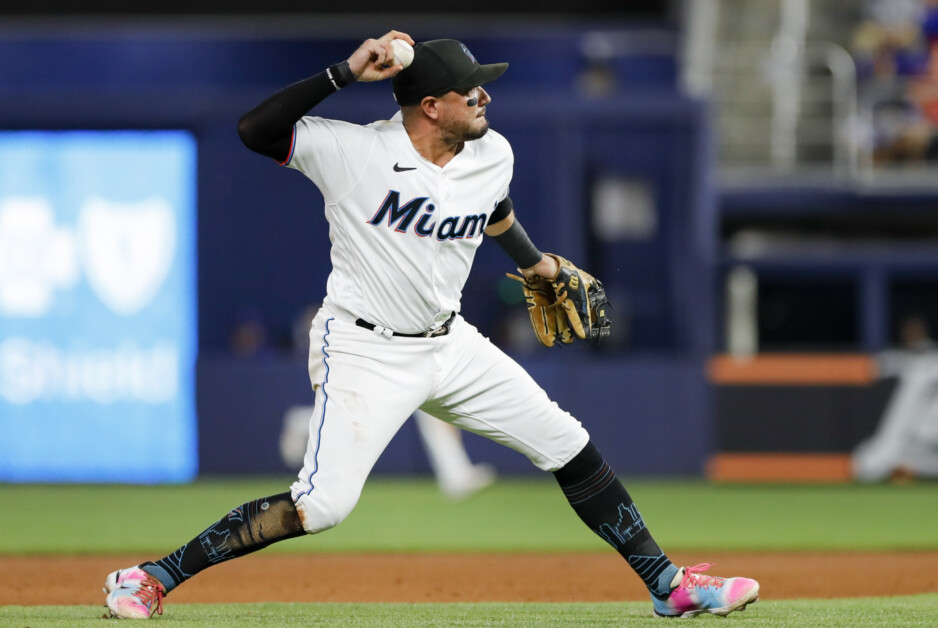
[297,316,333,498]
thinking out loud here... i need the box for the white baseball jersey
[286,112,512,334]
[285,111,589,534]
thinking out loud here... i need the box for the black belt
[355,312,455,338]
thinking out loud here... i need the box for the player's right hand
[348,31,415,82]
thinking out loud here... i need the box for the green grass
[1,477,937,554]
[2,596,938,627]
[3,478,937,626]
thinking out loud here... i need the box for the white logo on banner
[0,196,176,317]
[79,197,177,315]
[0,338,179,405]
[0,198,78,317]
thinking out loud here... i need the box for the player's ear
[420,96,441,120]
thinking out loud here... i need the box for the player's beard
[441,115,489,144]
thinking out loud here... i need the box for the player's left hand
[348,31,415,82]
[509,254,612,348]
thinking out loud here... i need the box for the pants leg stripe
[297,317,334,500]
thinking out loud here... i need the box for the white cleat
[440,463,497,501]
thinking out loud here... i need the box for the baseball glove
[508,253,612,347]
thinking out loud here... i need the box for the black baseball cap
[392,39,508,106]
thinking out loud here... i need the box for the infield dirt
[3,551,937,605]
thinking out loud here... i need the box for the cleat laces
[679,563,725,591]
[131,576,165,616]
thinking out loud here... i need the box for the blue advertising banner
[0,131,197,483]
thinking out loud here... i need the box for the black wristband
[326,61,356,90]
[492,219,543,270]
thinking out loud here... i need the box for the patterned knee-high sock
[139,492,305,594]
[553,441,678,598]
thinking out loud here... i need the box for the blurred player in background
[414,409,497,499]
[853,313,938,480]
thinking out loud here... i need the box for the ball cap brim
[393,39,508,106]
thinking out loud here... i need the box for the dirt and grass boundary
[5,551,937,606]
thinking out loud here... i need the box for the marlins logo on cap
[460,43,478,63]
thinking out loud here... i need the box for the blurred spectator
[924,0,938,45]
[229,307,270,359]
[291,302,322,360]
[852,0,927,80]
[908,38,938,126]
[851,0,938,165]
[868,99,938,163]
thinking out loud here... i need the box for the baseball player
[103,31,759,619]
[414,409,497,499]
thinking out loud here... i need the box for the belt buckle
[424,314,452,337]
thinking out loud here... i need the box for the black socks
[553,441,678,597]
[141,492,305,593]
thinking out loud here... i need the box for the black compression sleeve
[237,61,356,162]
[492,219,544,270]
[554,442,676,597]
[490,197,513,223]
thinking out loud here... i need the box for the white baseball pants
[290,306,589,534]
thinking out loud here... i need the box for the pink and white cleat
[651,563,759,618]
[104,566,165,619]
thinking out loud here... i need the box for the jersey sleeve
[285,116,376,205]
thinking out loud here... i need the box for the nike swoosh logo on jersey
[393,163,417,172]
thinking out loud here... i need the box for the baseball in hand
[391,39,414,69]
